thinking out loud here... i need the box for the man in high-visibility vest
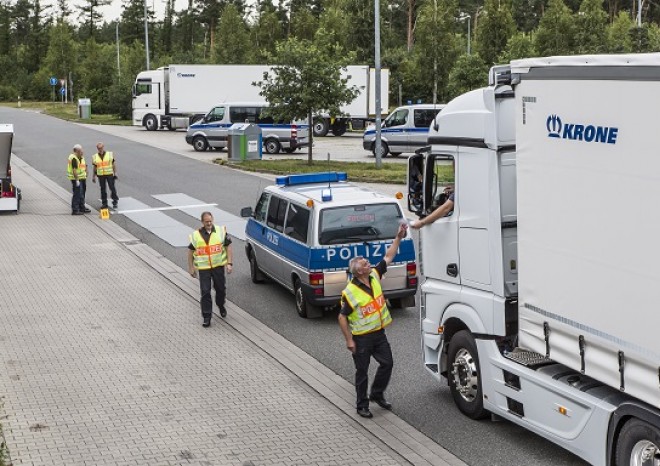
[92,142,119,210]
[188,211,234,327]
[66,144,90,215]
[338,222,408,418]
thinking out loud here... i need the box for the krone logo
[546,114,562,138]
[546,114,618,145]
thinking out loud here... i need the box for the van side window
[284,204,310,243]
[414,109,439,128]
[267,196,287,232]
[207,106,225,122]
[254,192,270,223]
[230,106,259,123]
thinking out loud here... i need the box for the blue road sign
[59,88,66,96]
[49,77,58,86]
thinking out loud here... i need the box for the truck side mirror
[240,206,254,218]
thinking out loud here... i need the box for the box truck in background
[409,54,660,466]
[131,64,389,136]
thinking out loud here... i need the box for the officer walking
[67,144,90,215]
[188,212,234,327]
[338,222,408,418]
[92,142,119,210]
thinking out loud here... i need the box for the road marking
[117,203,217,214]
[152,193,247,241]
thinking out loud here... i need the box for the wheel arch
[607,401,660,466]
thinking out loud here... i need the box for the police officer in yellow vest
[92,142,119,209]
[338,222,408,418]
[67,144,90,215]
[188,212,234,327]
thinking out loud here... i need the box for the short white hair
[73,144,82,151]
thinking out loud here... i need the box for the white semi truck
[131,64,389,136]
[408,54,660,466]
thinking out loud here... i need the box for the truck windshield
[319,203,403,245]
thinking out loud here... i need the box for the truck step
[504,348,554,369]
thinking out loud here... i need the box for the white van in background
[185,102,309,154]
[362,104,445,157]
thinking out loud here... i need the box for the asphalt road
[4,107,587,466]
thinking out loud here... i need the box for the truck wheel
[313,118,329,137]
[192,136,208,152]
[144,114,158,131]
[447,330,488,420]
[249,250,264,284]
[372,142,389,158]
[615,419,660,466]
[264,139,281,154]
[331,121,347,136]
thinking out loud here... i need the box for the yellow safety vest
[342,271,392,335]
[93,151,114,176]
[190,226,228,270]
[67,154,87,180]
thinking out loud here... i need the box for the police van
[363,104,445,158]
[240,172,418,318]
[185,101,309,154]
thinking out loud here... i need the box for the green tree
[575,0,608,53]
[256,39,359,165]
[497,32,536,62]
[475,0,517,66]
[211,3,250,63]
[607,11,634,52]
[446,53,488,100]
[36,22,77,101]
[289,7,317,40]
[534,0,577,56]
[511,0,545,33]
[120,0,155,46]
[77,38,115,112]
[77,0,111,40]
[250,4,284,62]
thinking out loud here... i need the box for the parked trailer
[0,124,19,213]
[131,64,389,136]
[408,54,660,466]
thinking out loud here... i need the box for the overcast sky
[55,0,191,22]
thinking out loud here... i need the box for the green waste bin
[227,123,262,161]
[78,98,91,119]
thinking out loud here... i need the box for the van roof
[266,181,398,208]
[391,103,446,111]
[210,101,268,107]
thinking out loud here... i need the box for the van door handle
[447,263,458,277]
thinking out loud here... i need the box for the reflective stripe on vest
[342,271,392,335]
[93,151,114,176]
[190,226,228,270]
[67,154,87,180]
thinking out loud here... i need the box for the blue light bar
[275,172,348,187]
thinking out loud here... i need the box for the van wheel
[264,139,281,154]
[192,136,208,152]
[447,330,488,419]
[615,419,660,466]
[372,142,389,158]
[294,278,321,318]
[249,250,264,284]
[144,114,158,131]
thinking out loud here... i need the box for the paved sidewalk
[0,158,465,466]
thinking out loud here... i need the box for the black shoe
[101,205,109,210]
[112,203,118,209]
[369,395,393,410]
[83,208,91,213]
[202,317,211,327]
[72,211,83,215]
[357,408,373,418]
[220,308,227,318]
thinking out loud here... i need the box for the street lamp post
[116,22,121,78]
[374,0,382,168]
[459,13,471,55]
[144,0,150,70]
[638,0,642,26]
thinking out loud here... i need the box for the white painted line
[116,203,217,215]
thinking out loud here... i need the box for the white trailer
[0,124,19,213]
[131,64,389,136]
[408,54,660,466]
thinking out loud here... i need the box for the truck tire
[249,250,265,284]
[372,142,389,158]
[192,136,208,152]
[331,121,347,136]
[447,330,488,420]
[614,419,660,466]
[313,118,329,137]
[144,114,158,131]
[294,278,320,318]
[264,139,281,154]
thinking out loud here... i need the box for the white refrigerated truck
[131,64,389,136]
[408,54,660,466]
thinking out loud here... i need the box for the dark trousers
[352,329,393,409]
[198,266,226,318]
[98,175,118,207]
[71,179,86,212]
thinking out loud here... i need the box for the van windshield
[319,203,403,245]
